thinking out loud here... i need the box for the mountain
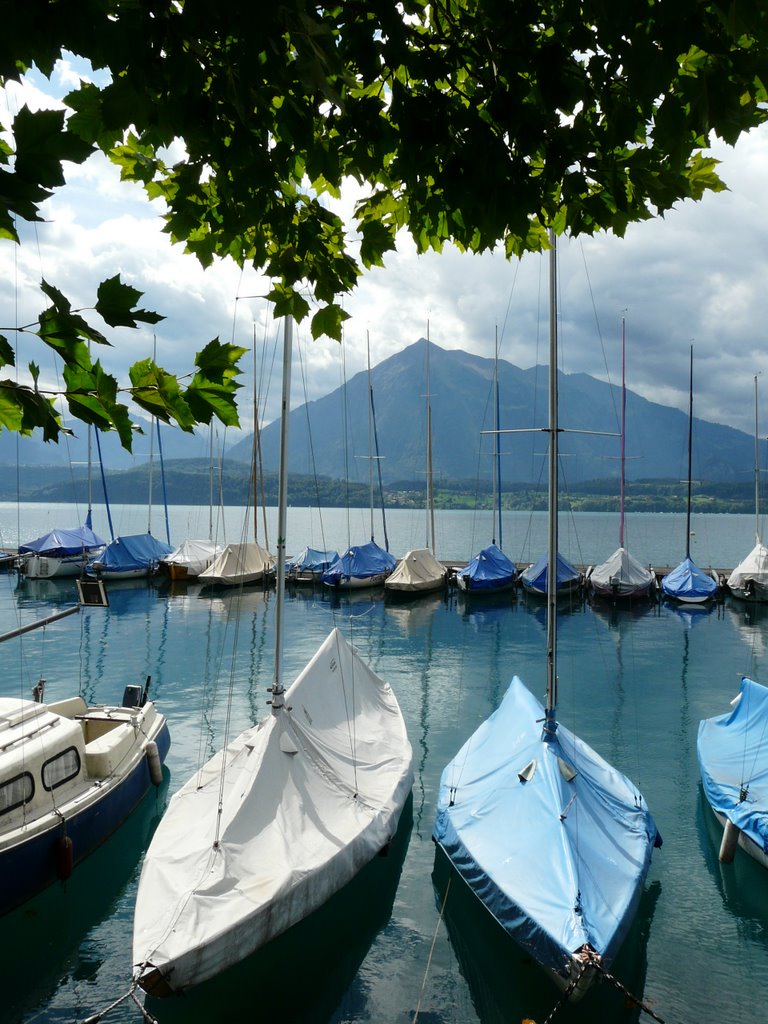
[226,339,763,485]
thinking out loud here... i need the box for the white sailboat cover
[433,677,661,983]
[727,541,768,592]
[133,628,413,994]
[385,548,446,592]
[198,541,274,585]
[589,547,653,597]
[162,539,222,576]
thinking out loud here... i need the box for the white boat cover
[198,541,274,585]
[589,547,653,597]
[727,541,768,597]
[385,548,446,593]
[133,628,413,994]
[162,539,222,577]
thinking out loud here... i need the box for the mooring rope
[81,982,159,1024]
[411,873,452,1024]
[539,950,666,1024]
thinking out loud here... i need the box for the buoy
[719,818,740,863]
[145,740,163,786]
[56,834,73,880]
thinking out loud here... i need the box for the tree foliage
[1,0,768,443]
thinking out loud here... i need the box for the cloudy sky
[2,58,768,450]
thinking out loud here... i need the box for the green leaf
[310,303,349,342]
[95,275,165,328]
[0,336,15,369]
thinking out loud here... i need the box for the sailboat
[433,232,661,999]
[727,376,768,602]
[17,429,105,579]
[132,317,414,996]
[386,334,448,598]
[324,334,395,590]
[88,420,173,580]
[587,318,655,601]
[698,676,768,869]
[455,332,517,596]
[661,347,719,603]
[161,426,223,580]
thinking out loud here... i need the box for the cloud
[3,62,768,444]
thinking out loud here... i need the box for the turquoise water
[2,508,768,1023]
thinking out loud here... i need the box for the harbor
[1,503,768,1023]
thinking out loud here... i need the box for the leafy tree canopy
[1,0,767,445]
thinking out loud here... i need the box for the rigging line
[411,873,453,1024]
[296,330,331,556]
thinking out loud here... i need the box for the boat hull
[0,717,169,916]
[20,552,101,580]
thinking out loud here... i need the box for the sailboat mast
[367,332,374,542]
[426,326,436,554]
[270,315,293,715]
[544,229,559,734]
[494,326,502,550]
[619,317,626,550]
[755,374,761,544]
[685,345,694,560]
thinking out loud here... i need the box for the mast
[619,317,626,550]
[544,228,559,739]
[754,374,761,545]
[270,315,293,715]
[685,345,694,560]
[494,326,502,549]
[426,328,436,555]
[367,332,374,542]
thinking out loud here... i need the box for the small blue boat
[286,547,340,584]
[455,543,516,594]
[662,556,718,604]
[18,511,105,580]
[322,541,395,589]
[88,533,174,580]
[520,551,583,598]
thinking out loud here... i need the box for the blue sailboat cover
[458,544,516,591]
[94,533,173,572]
[434,677,661,976]
[521,552,581,593]
[19,513,104,557]
[698,676,768,854]
[286,547,339,572]
[661,557,717,601]
[322,541,395,584]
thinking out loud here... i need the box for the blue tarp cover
[661,557,717,601]
[322,541,395,584]
[434,677,660,977]
[698,676,768,854]
[521,552,581,594]
[94,533,173,572]
[287,547,340,572]
[19,513,104,558]
[458,544,516,591]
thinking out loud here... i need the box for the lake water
[2,505,768,1024]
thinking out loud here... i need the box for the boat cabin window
[41,747,81,791]
[0,771,34,815]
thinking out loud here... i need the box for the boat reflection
[147,796,413,1023]
[431,846,660,1024]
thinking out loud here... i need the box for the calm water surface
[2,505,768,1024]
